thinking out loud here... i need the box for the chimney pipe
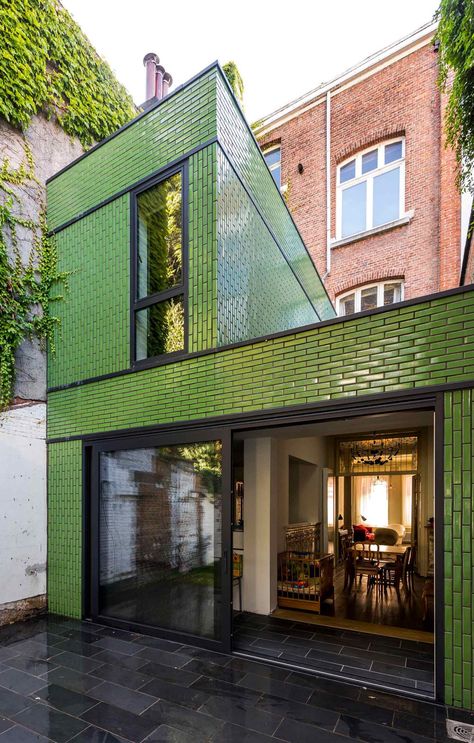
[143,53,159,100]
[162,71,173,98]
[155,64,165,100]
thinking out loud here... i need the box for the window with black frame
[133,169,185,362]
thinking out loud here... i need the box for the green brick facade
[47,62,474,710]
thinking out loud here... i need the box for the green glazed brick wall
[48,196,130,388]
[48,289,474,440]
[188,144,218,353]
[444,388,474,710]
[47,70,218,231]
[48,440,82,617]
[216,72,334,323]
[217,146,318,344]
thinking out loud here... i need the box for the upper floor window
[263,145,281,188]
[336,280,404,316]
[337,138,405,239]
[132,167,186,363]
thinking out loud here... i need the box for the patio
[0,615,460,742]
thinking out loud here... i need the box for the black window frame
[130,161,189,367]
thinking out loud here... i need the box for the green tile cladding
[216,73,333,322]
[444,388,474,710]
[217,146,318,345]
[47,70,218,231]
[47,63,332,387]
[48,289,474,439]
[48,440,82,617]
[48,196,130,388]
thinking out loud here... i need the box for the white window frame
[336,138,405,240]
[263,144,281,189]
[336,280,405,316]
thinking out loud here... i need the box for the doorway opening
[231,409,436,697]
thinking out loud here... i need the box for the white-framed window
[336,138,405,239]
[263,144,281,188]
[336,280,404,317]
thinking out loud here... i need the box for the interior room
[232,410,435,696]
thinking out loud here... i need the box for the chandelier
[351,437,400,466]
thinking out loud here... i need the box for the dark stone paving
[0,614,463,742]
[234,612,435,697]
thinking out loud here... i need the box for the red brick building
[255,23,472,315]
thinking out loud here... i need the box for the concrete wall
[0,403,47,623]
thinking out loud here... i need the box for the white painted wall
[241,438,278,615]
[0,403,47,604]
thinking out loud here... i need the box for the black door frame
[82,390,443,701]
[85,426,232,653]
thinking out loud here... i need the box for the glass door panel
[97,439,223,641]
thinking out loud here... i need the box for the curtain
[352,476,389,526]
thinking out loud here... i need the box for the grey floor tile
[52,641,104,659]
[198,695,282,735]
[68,726,129,743]
[90,651,148,672]
[336,714,435,743]
[142,725,197,742]
[81,702,159,742]
[135,649,190,669]
[89,663,152,691]
[51,652,104,675]
[228,658,289,681]
[4,658,59,678]
[32,683,98,716]
[131,637,183,652]
[256,694,340,731]
[175,646,231,667]
[87,680,156,715]
[237,673,311,703]
[136,662,200,687]
[181,658,245,684]
[41,668,102,695]
[139,677,208,710]
[141,700,225,740]
[0,688,33,717]
[275,716,346,743]
[190,676,261,705]
[210,722,276,742]
[0,726,50,743]
[0,719,13,735]
[0,669,45,696]
[13,702,89,742]
[91,638,142,657]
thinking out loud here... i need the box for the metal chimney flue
[143,53,159,101]
[155,64,165,100]
[162,71,173,98]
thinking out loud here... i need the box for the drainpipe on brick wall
[325,90,332,278]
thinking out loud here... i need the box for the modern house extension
[46,61,474,713]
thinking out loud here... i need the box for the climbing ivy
[0,143,68,408]
[0,0,135,146]
[436,0,474,192]
[223,61,244,108]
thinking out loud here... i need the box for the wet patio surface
[0,614,468,742]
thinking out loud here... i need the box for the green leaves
[0,143,68,408]
[0,0,135,145]
[222,61,244,107]
[436,0,474,192]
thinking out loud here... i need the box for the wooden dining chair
[352,546,383,590]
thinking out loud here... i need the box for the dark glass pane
[341,181,366,236]
[264,148,280,168]
[385,141,403,164]
[99,440,222,639]
[373,167,400,227]
[360,286,378,311]
[137,172,182,299]
[362,149,378,174]
[135,296,184,360]
[339,293,355,316]
[340,160,356,183]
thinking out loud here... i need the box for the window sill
[331,211,414,249]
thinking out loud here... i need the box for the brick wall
[258,42,461,304]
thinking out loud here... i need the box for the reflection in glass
[360,286,378,312]
[373,168,400,227]
[339,293,355,316]
[99,441,222,639]
[342,181,366,237]
[385,141,403,164]
[135,296,184,361]
[340,159,356,183]
[362,149,378,173]
[384,282,402,305]
[137,172,182,299]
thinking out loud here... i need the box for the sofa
[352,523,405,545]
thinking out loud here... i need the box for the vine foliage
[223,61,245,108]
[436,0,474,192]
[0,143,68,408]
[0,0,135,146]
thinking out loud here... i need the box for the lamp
[360,515,367,522]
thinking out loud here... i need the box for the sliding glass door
[89,429,230,649]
